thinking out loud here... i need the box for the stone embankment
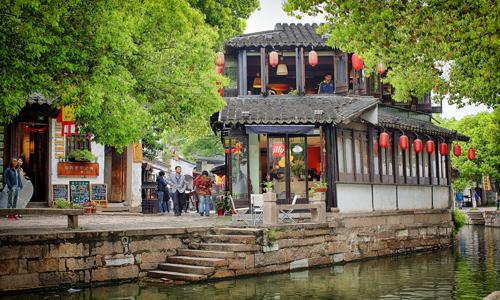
[465,210,499,227]
[0,209,453,293]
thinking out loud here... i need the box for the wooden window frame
[65,133,91,157]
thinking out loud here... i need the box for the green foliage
[71,203,83,209]
[263,181,274,193]
[54,199,71,209]
[1,0,226,149]
[266,228,277,244]
[435,108,500,188]
[179,128,224,161]
[452,209,466,235]
[311,181,328,189]
[284,0,499,107]
[67,149,97,162]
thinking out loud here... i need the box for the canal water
[9,225,500,300]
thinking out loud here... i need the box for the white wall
[397,185,432,210]
[433,186,450,209]
[337,183,372,213]
[373,185,397,211]
[126,145,142,209]
[170,158,195,176]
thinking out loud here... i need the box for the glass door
[268,137,287,203]
[289,136,307,202]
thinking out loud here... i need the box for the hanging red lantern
[467,148,475,160]
[453,144,461,157]
[269,51,279,68]
[224,148,230,154]
[376,63,385,75]
[215,52,225,66]
[399,134,409,150]
[308,50,318,67]
[425,140,435,154]
[352,53,364,71]
[215,65,224,74]
[413,138,423,153]
[379,132,389,149]
[439,143,448,156]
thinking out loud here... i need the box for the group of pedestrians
[155,166,213,217]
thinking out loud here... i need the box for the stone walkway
[0,211,233,236]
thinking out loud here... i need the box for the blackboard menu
[91,184,107,201]
[52,184,69,201]
[70,181,90,204]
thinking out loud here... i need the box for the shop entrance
[106,147,127,203]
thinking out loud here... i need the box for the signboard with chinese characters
[58,162,99,177]
[133,143,143,163]
[482,175,492,191]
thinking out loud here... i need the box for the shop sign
[271,143,286,157]
[482,175,491,191]
[58,162,99,177]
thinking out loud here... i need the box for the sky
[244,0,491,120]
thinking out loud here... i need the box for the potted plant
[90,201,97,214]
[263,181,274,193]
[215,197,226,216]
[311,181,327,193]
[67,149,97,162]
[54,199,71,209]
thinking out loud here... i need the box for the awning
[245,125,315,135]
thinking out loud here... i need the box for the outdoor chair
[229,195,251,224]
[250,194,264,224]
[279,195,298,223]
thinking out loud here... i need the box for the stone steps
[177,249,235,259]
[467,211,485,225]
[191,242,260,252]
[213,227,262,236]
[167,256,228,267]
[148,270,207,281]
[158,263,214,275]
[203,234,256,244]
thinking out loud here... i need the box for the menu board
[91,184,107,201]
[70,181,90,204]
[52,184,69,201]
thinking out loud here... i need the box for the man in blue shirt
[318,74,334,94]
[4,158,23,220]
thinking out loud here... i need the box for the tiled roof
[378,109,469,141]
[219,95,378,125]
[226,23,327,48]
[27,92,54,105]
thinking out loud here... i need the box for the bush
[452,209,466,235]
[55,199,71,209]
[71,203,83,209]
[67,149,97,162]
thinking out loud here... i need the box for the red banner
[271,143,286,157]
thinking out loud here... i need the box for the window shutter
[334,53,348,93]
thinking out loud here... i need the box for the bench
[277,203,326,223]
[0,208,84,229]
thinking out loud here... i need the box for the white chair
[250,194,264,224]
[279,195,298,223]
[229,195,250,224]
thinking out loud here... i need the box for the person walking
[156,171,169,214]
[194,171,213,217]
[167,166,186,216]
[4,158,23,220]
[456,191,464,210]
[473,190,480,208]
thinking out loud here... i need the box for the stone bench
[0,208,84,229]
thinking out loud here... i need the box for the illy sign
[271,143,286,157]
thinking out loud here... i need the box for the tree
[179,129,224,161]
[284,0,499,107]
[435,108,500,190]
[1,0,225,149]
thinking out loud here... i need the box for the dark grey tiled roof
[378,109,469,141]
[226,23,327,48]
[219,95,378,125]
[27,92,54,105]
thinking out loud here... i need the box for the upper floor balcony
[221,23,441,114]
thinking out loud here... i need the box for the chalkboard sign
[70,181,90,204]
[91,184,107,201]
[52,184,69,201]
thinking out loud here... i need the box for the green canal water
[9,225,500,300]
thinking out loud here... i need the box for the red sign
[271,143,286,157]
[58,162,99,177]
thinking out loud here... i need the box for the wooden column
[237,50,247,96]
[260,48,267,94]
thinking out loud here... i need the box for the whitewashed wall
[433,186,450,209]
[397,186,432,210]
[373,185,397,210]
[127,145,142,209]
[337,183,372,212]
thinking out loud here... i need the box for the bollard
[263,192,278,225]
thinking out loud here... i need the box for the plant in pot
[263,181,274,193]
[54,198,71,209]
[291,160,305,180]
[67,149,97,162]
[311,181,327,193]
[215,197,226,216]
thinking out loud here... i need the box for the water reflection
[9,226,500,300]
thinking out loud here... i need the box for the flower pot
[217,208,224,216]
[315,188,327,193]
[91,207,97,214]
[85,207,91,214]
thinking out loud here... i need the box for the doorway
[108,148,127,203]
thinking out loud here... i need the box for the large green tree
[284,0,499,107]
[435,108,500,190]
[1,0,226,149]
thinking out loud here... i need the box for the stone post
[263,192,278,225]
[310,192,326,222]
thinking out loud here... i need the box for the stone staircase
[148,227,262,282]
[466,211,485,225]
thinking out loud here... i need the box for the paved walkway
[0,211,233,236]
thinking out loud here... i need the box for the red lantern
[215,52,225,66]
[413,139,423,153]
[453,144,461,157]
[425,140,435,154]
[379,132,389,149]
[224,148,229,154]
[352,53,363,71]
[376,63,385,75]
[399,134,409,150]
[308,50,318,67]
[215,65,224,74]
[467,148,475,160]
[269,51,279,68]
[439,143,448,156]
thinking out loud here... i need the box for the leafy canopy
[284,0,499,107]
[1,0,225,149]
[434,108,500,191]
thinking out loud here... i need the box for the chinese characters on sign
[58,162,99,177]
